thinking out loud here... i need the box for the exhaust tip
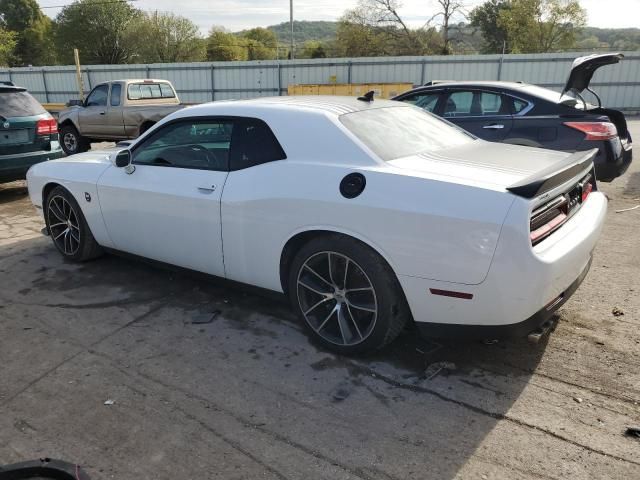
[528,318,557,344]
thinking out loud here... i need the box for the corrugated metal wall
[1,51,638,109]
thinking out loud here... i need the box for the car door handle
[197,185,216,193]
[99,111,106,115]
[483,124,504,129]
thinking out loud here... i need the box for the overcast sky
[40,0,640,33]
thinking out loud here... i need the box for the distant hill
[238,21,338,44]
[238,21,640,53]
[576,27,640,51]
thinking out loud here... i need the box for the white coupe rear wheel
[297,251,378,347]
[289,234,409,354]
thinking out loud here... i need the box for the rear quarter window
[340,105,473,162]
[110,84,122,106]
[0,89,46,117]
[128,83,176,100]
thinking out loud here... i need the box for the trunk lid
[387,140,577,192]
[506,149,597,199]
[561,53,624,96]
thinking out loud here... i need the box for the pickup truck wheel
[60,125,90,156]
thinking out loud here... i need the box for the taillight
[563,121,617,140]
[36,118,58,135]
[530,196,568,245]
[529,172,594,246]
[581,181,593,202]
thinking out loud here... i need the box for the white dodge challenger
[27,96,607,353]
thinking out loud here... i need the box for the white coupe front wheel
[45,186,103,262]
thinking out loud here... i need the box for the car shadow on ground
[0,181,28,206]
[623,171,640,197]
[0,223,551,479]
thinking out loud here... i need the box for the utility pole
[290,0,294,60]
[73,48,85,101]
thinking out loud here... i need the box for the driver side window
[86,84,109,107]
[132,119,232,171]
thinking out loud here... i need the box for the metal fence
[1,51,639,110]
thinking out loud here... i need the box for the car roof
[405,81,569,105]
[181,95,409,117]
[95,79,174,85]
[420,81,530,89]
[0,85,27,92]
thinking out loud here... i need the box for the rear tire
[288,234,409,354]
[45,186,103,262]
[60,124,90,156]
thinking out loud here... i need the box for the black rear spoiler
[507,149,597,199]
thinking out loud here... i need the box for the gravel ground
[0,125,639,479]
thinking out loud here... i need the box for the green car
[0,83,64,183]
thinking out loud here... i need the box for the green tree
[0,27,17,66]
[301,41,328,58]
[469,0,511,53]
[0,0,56,66]
[336,10,390,57]
[240,28,277,60]
[336,0,440,57]
[206,28,247,61]
[54,0,142,64]
[429,0,468,55]
[132,11,205,63]
[575,35,601,50]
[498,0,586,53]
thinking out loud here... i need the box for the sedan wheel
[297,251,378,347]
[47,194,81,256]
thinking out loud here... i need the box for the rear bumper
[0,148,64,182]
[415,255,592,340]
[592,137,632,182]
[399,191,607,339]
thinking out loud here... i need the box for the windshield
[0,89,46,117]
[340,105,474,161]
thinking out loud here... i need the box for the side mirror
[66,99,83,107]
[115,150,131,168]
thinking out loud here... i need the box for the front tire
[288,235,409,354]
[45,186,103,261]
[60,124,90,156]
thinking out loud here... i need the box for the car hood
[386,140,569,191]
[561,52,624,95]
[49,148,119,165]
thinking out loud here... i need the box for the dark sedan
[393,53,632,182]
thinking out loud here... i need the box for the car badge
[2,121,9,129]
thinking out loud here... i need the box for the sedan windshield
[340,105,474,161]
